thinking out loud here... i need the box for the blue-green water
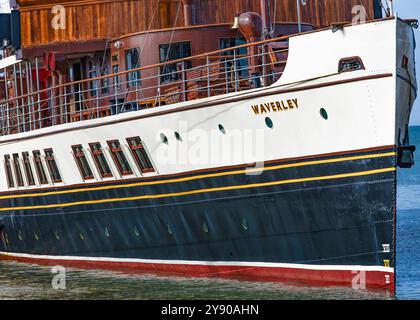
[0,128,419,300]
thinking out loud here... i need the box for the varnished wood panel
[17,0,379,49]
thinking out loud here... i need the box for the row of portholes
[160,109,329,143]
[13,219,250,242]
[160,124,227,144]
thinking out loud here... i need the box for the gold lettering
[251,105,260,115]
[292,98,298,108]
[287,100,294,109]
[281,100,288,110]
[275,101,283,111]
[270,102,277,112]
[260,104,268,113]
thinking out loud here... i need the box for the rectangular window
[12,154,24,187]
[101,66,109,94]
[125,48,141,87]
[220,38,249,78]
[72,145,94,180]
[107,140,133,176]
[44,149,62,183]
[22,152,35,186]
[126,137,155,174]
[159,41,192,83]
[33,150,49,185]
[89,143,113,178]
[4,155,14,188]
[113,65,120,88]
[88,61,98,97]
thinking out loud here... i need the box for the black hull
[0,146,396,288]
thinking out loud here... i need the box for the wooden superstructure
[18,0,382,55]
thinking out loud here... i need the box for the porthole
[134,226,140,237]
[175,132,182,142]
[54,231,60,240]
[167,224,173,235]
[202,221,209,233]
[160,133,168,144]
[218,124,226,134]
[265,117,273,128]
[104,227,110,238]
[242,218,249,231]
[320,108,328,120]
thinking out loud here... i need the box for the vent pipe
[182,0,195,26]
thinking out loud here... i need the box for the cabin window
[89,143,113,178]
[4,155,14,188]
[159,41,192,83]
[338,57,365,73]
[101,66,109,94]
[22,152,35,186]
[44,149,62,183]
[12,154,24,187]
[125,48,141,87]
[72,145,94,180]
[107,140,133,176]
[126,137,155,174]
[113,65,120,88]
[220,38,249,77]
[33,150,49,185]
[88,61,98,97]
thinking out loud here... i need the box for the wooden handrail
[2,35,291,104]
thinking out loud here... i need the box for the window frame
[125,48,141,88]
[22,152,35,186]
[72,145,94,181]
[44,148,62,183]
[32,150,49,185]
[219,37,249,78]
[107,140,133,176]
[4,154,14,188]
[126,137,155,174]
[12,153,24,187]
[338,56,365,73]
[88,142,113,178]
[159,41,192,84]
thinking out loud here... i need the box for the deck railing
[0,35,289,136]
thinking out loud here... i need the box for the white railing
[0,36,289,136]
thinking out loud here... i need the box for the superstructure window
[125,48,141,87]
[338,57,365,73]
[12,154,24,187]
[44,149,62,183]
[22,152,35,186]
[126,137,155,173]
[113,65,120,88]
[220,38,249,77]
[88,61,98,97]
[72,145,94,180]
[33,150,48,184]
[107,140,133,176]
[101,66,109,94]
[89,143,113,178]
[159,41,192,83]
[4,155,14,188]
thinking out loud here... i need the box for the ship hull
[0,146,396,290]
[0,18,416,293]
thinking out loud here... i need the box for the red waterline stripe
[0,253,394,291]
